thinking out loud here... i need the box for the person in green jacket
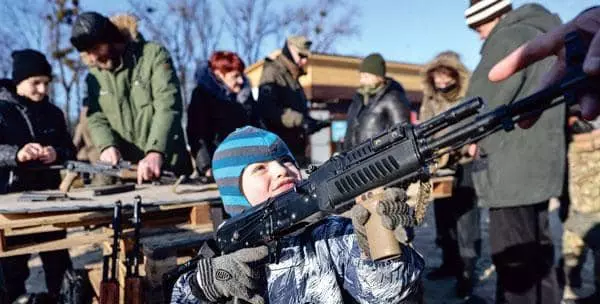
[70,12,192,183]
[465,1,565,303]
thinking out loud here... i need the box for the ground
[25,199,595,303]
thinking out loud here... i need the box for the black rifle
[216,32,593,255]
[100,201,122,304]
[60,160,180,192]
[125,196,144,304]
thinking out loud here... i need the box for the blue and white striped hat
[212,126,296,215]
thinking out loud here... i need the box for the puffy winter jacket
[0,81,75,193]
[170,216,424,304]
[187,63,261,174]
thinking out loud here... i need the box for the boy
[171,126,424,304]
[0,49,75,302]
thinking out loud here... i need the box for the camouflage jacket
[170,216,424,304]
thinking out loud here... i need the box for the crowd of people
[0,0,599,303]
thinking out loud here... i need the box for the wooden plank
[0,201,218,230]
[190,204,212,226]
[0,232,110,257]
[0,229,5,252]
[4,225,64,236]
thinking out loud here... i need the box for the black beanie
[360,53,386,77]
[70,12,125,52]
[11,49,52,85]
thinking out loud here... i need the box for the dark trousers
[434,185,481,274]
[489,201,559,304]
[0,231,72,302]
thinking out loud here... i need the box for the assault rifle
[100,201,122,304]
[59,160,179,192]
[216,32,593,257]
[125,196,144,304]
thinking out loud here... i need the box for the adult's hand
[39,146,57,164]
[17,143,43,163]
[137,152,163,184]
[99,146,121,165]
[488,7,600,127]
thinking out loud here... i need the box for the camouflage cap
[287,35,312,56]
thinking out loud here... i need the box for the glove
[302,117,331,135]
[195,246,269,304]
[351,187,413,258]
[281,108,304,128]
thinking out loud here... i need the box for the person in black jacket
[187,51,260,177]
[343,53,412,149]
[0,50,75,302]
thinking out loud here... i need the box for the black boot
[456,258,476,299]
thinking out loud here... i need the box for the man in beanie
[257,36,327,167]
[419,51,480,299]
[71,12,192,183]
[171,126,424,304]
[464,1,565,303]
[343,53,411,149]
[0,49,75,302]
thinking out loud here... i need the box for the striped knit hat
[212,126,296,215]
[465,0,512,29]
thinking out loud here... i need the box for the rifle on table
[59,160,179,193]
[125,196,144,304]
[100,201,122,304]
[216,32,593,260]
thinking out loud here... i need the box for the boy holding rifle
[171,126,424,304]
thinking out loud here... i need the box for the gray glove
[351,187,413,257]
[195,246,269,304]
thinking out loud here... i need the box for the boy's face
[241,158,302,205]
[16,76,51,102]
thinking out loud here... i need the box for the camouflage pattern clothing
[171,216,425,304]
[562,127,600,295]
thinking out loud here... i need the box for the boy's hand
[39,146,57,164]
[195,246,268,304]
[17,143,43,163]
[351,187,412,257]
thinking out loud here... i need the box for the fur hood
[79,14,141,66]
[419,51,470,121]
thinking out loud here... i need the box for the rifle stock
[100,201,122,304]
[125,196,144,304]
[215,32,592,258]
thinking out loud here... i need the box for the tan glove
[281,108,304,128]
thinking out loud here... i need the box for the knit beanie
[212,126,296,215]
[465,0,512,29]
[359,53,386,77]
[70,12,125,52]
[11,49,53,85]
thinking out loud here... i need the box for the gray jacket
[468,4,566,208]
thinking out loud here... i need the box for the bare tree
[0,0,47,77]
[222,0,282,65]
[127,0,223,101]
[46,0,85,129]
[280,0,360,53]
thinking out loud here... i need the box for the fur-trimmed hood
[79,14,141,66]
[419,51,470,121]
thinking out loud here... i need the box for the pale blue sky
[84,0,598,70]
